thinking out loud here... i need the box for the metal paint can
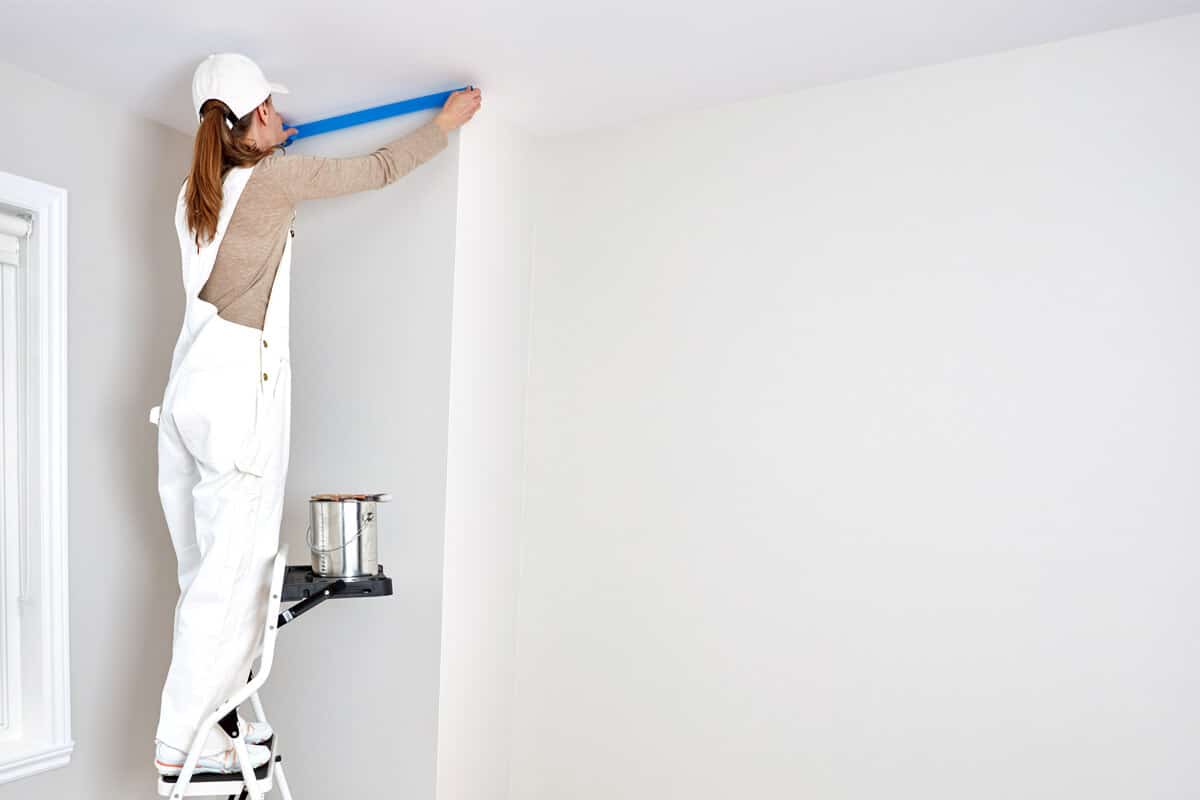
[307,493,391,577]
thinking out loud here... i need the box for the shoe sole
[156,737,274,779]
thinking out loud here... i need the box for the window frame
[0,170,72,784]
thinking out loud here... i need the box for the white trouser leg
[155,437,268,747]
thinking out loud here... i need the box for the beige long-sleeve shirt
[198,119,448,329]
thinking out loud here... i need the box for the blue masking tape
[283,86,473,147]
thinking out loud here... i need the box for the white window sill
[0,739,74,784]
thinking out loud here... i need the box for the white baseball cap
[192,53,289,126]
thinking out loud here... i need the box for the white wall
[435,109,536,800]
[513,14,1200,799]
[260,116,460,799]
[0,59,194,797]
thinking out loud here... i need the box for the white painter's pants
[153,316,292,751]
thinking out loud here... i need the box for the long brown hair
[185,98,275,250]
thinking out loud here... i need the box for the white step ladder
[156,544,394,799]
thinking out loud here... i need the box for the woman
[150,52,480,775]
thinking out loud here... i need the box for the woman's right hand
[434,88,482,133]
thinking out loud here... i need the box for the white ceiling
[4,0,1199,138]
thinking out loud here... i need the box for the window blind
[0,208,23,734]
[0,210,31,268]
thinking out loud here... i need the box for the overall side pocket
[170,363,260,474]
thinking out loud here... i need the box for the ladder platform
[281,564,393,602]
[157,736,277,797]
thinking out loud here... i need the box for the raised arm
[266,87,483,204]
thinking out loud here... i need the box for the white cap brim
[268,81,290,95]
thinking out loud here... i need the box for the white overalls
[149,165,294,751]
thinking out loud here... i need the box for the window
[1,209,23,744]
[0,172,72,784]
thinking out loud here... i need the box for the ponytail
[185,99,275,251]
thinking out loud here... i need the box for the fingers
[438,87,483,129]
[453,90,482,115]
